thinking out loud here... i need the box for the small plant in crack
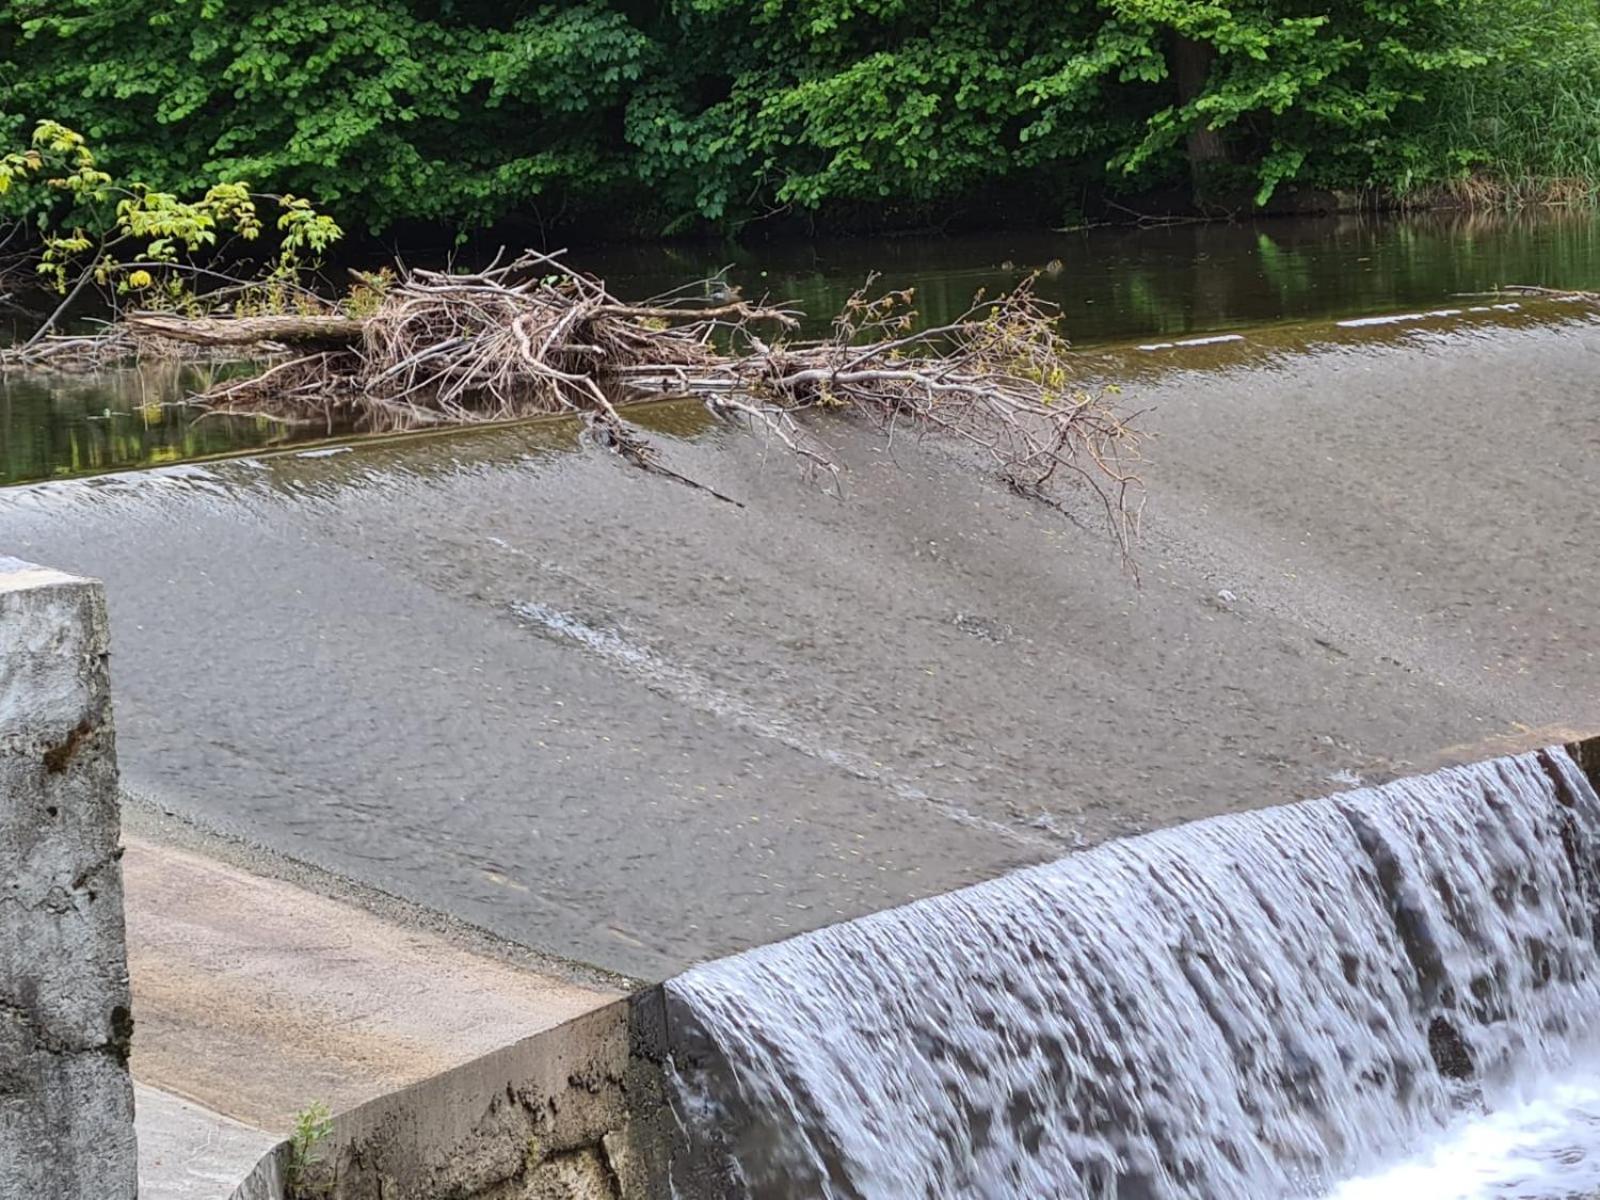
[284,1100,333,1198]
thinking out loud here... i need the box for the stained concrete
[3,305,1599,979]
[121,834,619,1131]
[117,828,629,1198]
[0,560,137,1200]
[294,997,660,1200]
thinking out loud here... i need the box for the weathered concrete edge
[0,556,81,593]
[226,990,672,1200]
[226,1144,288,1200]
[1566,734,1600,794]
[121,790,639,998]
[0,559,138,1200]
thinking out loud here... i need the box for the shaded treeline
[2,0,1599,239]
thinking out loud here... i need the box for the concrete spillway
[7,308,1600,981]
[666,749,1600,1199]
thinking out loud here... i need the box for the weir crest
[665,749,1600,1199]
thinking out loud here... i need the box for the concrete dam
[7,291,1600,1198]
[664,748,1600,1199]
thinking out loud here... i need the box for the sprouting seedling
[284,1100,333,1198]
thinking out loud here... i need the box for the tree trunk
[125,311,364,346]
[1170,36,1227,191]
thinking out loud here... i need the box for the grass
[1410,19,1600,210]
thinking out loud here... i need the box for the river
[5,206,1600,1198]
[7,207,1600,486]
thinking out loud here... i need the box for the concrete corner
[301,998,653,1200]
[0,558,137,1200]
[135,1084,279,1200]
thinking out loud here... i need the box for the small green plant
[2,121,343,346]
[342,268,396,319]
[283,1100,334,1198]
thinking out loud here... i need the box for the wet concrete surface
[4,305,1598,978]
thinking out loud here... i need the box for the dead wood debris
[28,249,1148,555]
[1496,283,1600,302]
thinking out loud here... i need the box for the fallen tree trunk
[125,311,365,346]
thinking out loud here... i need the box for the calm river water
[6,208,1600,486]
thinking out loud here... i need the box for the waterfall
[665,749,1600,1199]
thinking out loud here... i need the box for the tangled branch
[111,251,1144,556]
[625,277,1144,557]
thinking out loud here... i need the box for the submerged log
[125,311,364,346]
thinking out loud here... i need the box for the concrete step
[134,1085,278,1200]
[121,832,622,1196]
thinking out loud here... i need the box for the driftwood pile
[123,249,1145,553]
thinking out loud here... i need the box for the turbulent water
[665,749,1600,1199]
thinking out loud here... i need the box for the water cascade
[665,749,1600,1199]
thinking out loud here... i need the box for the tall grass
[1412,0,1600,208]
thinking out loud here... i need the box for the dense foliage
[3,120,342,295]
[0,118,344,356]
[2,0,1597,235]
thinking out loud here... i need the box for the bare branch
[93,256,1144,557]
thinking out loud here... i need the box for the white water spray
[666,750,1600,1199]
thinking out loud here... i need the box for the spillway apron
[664,749,1600,1200]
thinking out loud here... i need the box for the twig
[22,260,101,350]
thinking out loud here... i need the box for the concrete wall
[0,559,137,1200]
[263,993,674,1200]
[1569,736,1600,793]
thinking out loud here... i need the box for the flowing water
[8,208,1600,485]
[665,749,1600,1199]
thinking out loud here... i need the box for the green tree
[1,0,1597,234]
[2,0,651,230]
[1020,0,1496,202]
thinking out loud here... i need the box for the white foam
[1338,313,1425,328]
[668,751,1600,1200]
[1175,334,1245,347]
[1329,1072,1600,1200]
[1337,308,1468,329]
[1137,333,1246,351]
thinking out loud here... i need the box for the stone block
[0,559,137,1200]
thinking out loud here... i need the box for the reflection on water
[6,209,1600,485]
[0,361,299,486]
[588,208,1600,342]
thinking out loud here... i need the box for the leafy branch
[2,121,343,349]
